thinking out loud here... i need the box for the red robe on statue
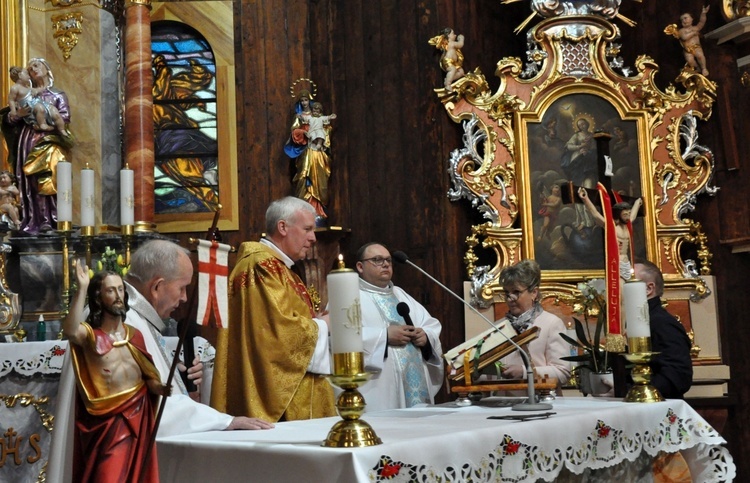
[70,324,162,483]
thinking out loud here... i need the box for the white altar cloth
[156,397,735,482]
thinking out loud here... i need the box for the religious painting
[524,93,646,273]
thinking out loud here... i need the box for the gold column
[0,0,27,169]
[124,0,155,230]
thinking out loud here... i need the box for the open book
[443,320,540,383]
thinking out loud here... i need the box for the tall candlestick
[80,166,95,227]
[623,278,650,339]
[56,161,73,223]
[120,167,135,226]
[327,255,363,354]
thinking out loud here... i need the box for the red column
[123,0,154,227]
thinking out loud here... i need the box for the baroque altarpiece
[436,4,726,391]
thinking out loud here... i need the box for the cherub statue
[8,66,66,132]
[0,170,21,229]
[429,28,465,91]
[664,5,710,76]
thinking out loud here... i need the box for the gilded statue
[1,58,73,234]
[665,5,710,76]
[429,28,465,91]
[283,85,334,224]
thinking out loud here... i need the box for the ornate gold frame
[438,14,717,306]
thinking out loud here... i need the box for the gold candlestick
[121,224,134,266]
[322,352,382,447]
[58,222,73,316]
[81,225,94,266]
[623,336,664,403]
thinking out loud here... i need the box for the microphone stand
[393,251,552,411]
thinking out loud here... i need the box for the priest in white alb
[356,242,443,411]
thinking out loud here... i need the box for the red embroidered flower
[380,462,401,477]
[51,346,66,356]
[505,440,521,455]
[597,425,611,438]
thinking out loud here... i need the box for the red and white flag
[196,239,230,328]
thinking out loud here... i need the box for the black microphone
[396,302,414,326]
[397,302,433,361]
[392,250,552,411]
[177,319,197,393]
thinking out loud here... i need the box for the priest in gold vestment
[212,197,335,421]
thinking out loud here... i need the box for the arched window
[151,21,219,215]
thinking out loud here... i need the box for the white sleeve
[306,317,332,374]
[157,394,233,437]
[360,292,388,372]
[125,310,234,434]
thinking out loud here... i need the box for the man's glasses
[501,287,531,301]
[361,256,392,267]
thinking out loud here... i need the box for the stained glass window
[151,21,219,214]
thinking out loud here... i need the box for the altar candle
[623,278,650,338]
[56,161,72,222]
[327,255,363,354]
[80,167,95,227]
[120,167,134,226]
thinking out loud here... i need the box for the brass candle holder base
[322,352,382,448]
[623,350,664,403]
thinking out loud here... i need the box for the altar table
[156,397,735,482]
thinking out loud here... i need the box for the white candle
[56,161,72,222]
[327,256,363,354]
[623,279,650,338]
[120,168,135,226]
[80,167,95,227]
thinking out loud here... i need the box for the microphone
[397,302,433,361]
[396,302,414,326]
[392,250,552,411]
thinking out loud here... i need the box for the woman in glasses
[496,259,571,393]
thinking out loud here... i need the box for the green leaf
[559,332,585,349]
[572,318,594,351]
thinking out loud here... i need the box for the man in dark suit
[634,259,693,398]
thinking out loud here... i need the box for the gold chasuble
[211,242,335,421]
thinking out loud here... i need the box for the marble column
[124,0,155,228]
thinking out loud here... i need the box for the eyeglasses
[361,256,392,267]
[501,287,532,301]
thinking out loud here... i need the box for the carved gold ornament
[51,12,83,60]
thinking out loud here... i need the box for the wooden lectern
[444,324,558,399]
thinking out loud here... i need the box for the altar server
[356,242,443,411]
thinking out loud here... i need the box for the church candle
[80,167,95,227]
[327,256,363,354]
[623,278,650,338]
[56,161,73,222]
[120,167,135,226]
